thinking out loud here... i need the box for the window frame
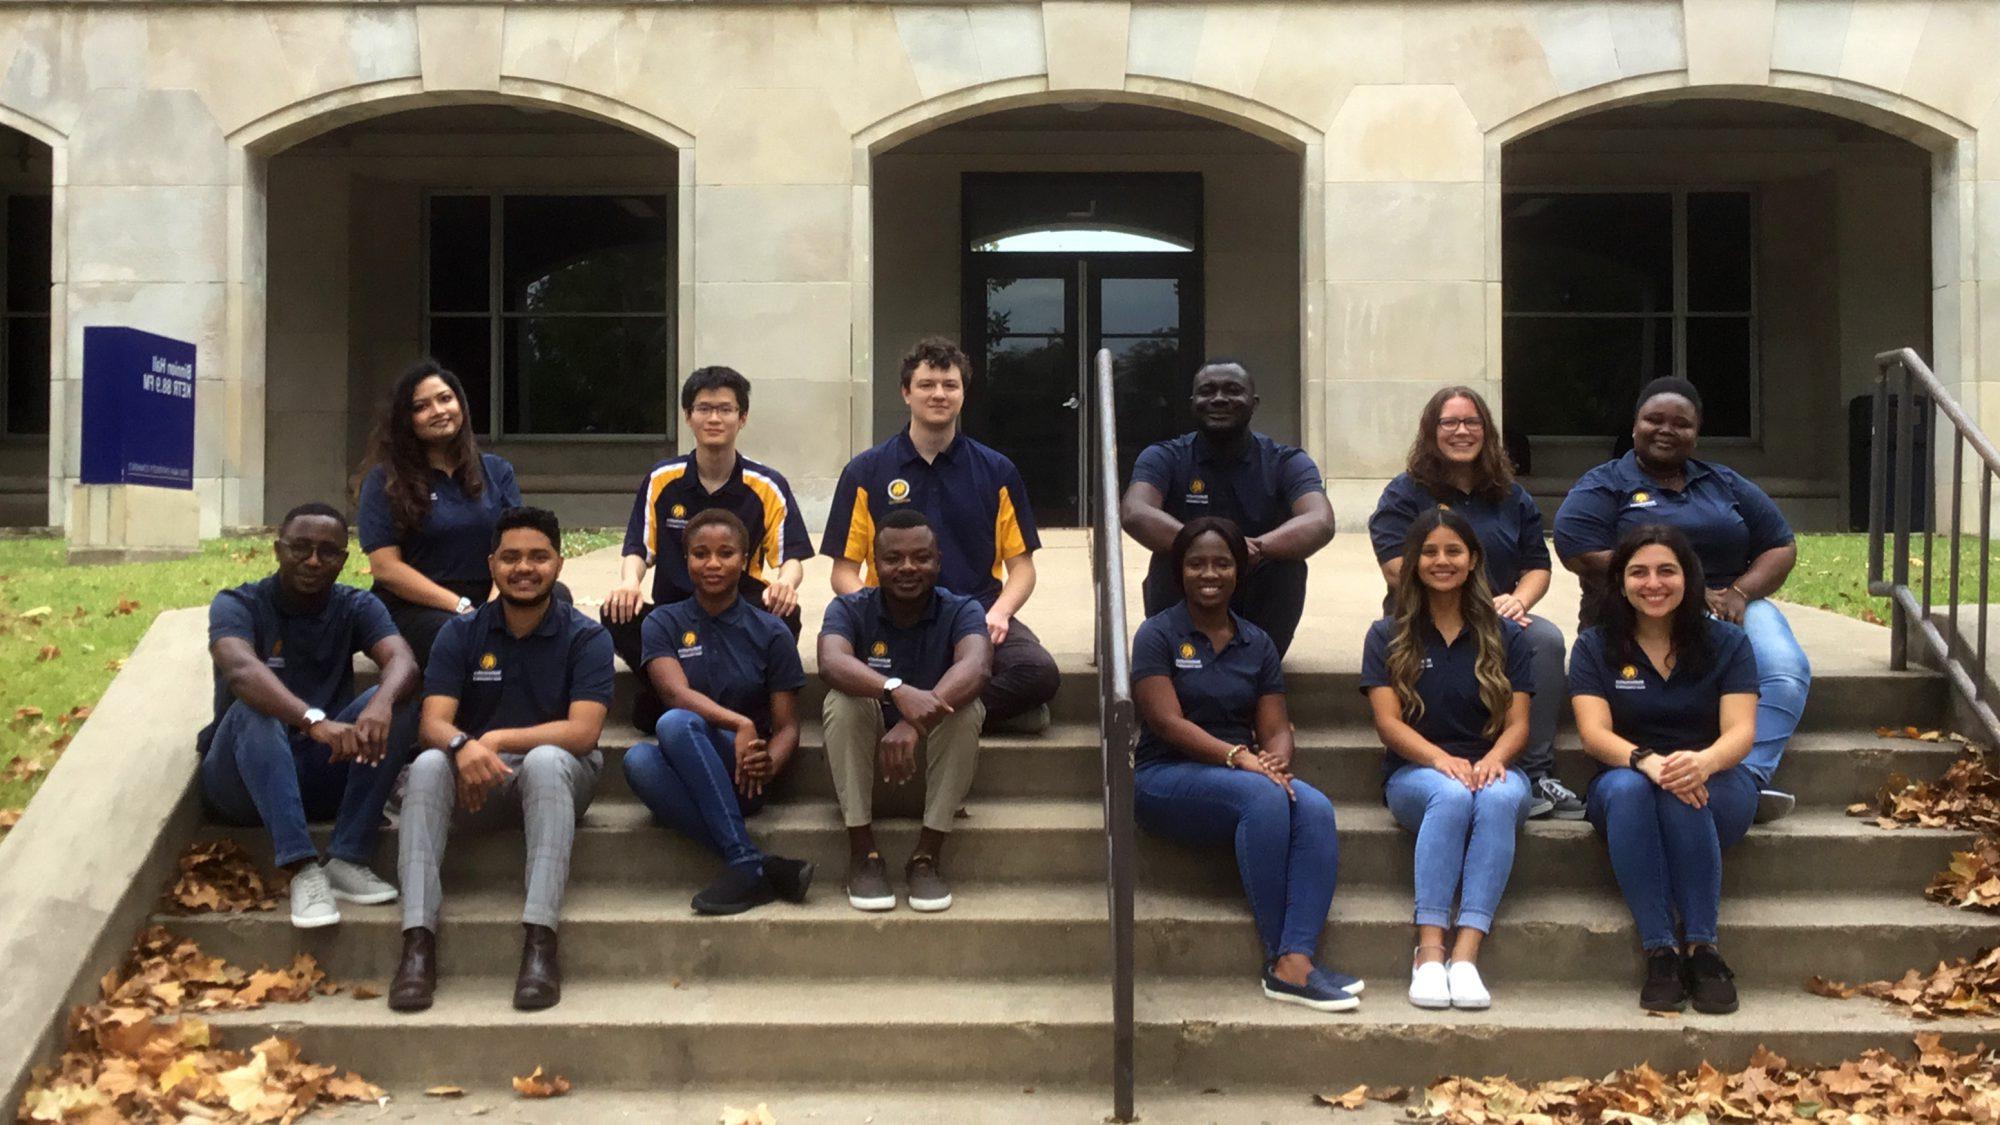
[421,188,676,444]
[0,191,52,441]
[1502,184,1760,446]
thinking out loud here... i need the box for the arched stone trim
[228,78,695,155]
[853,76,1321,156]
[0,103,64,148]
[1488,72,1968,152]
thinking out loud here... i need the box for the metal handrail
[1089,347,1138,1122]
[1868,347,2000,748]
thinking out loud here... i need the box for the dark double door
[963,254,1201,527]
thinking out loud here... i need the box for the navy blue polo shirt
[1552,453,1792,589]
[640,595,805,736]
[201,576,398,753]
[820,586,986,724]
[1360,616,1535,777]
[1130,602,1285,764]
[820,429,1040,609]
[359,453,523,586]
[1369,473,1551,595]
[1568,620,1760,756]
[620,453,813,605]
[425,600,615,740]
[1130,430,1326,610]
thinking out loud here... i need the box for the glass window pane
[427,196,490,314]
[982,277,1066,337]
[5,316,50,435]
[1688,192,1753,313]
[503,196,669,315]
[1503,316,1673,437]
[1099,278,1180,335]
[427,317,492,436]
[1107,334,1185,485]
[1503,193,1672,314]
[1685,316,1754,437]
[976,335,1075,514]
[7,195,52,314]
[503,315,669,435]
[975,229,1191,253]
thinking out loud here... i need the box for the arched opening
[0,124,52,525]
[872,102,1304,527]
[1500,98,1933,531]
[261,102,681,524]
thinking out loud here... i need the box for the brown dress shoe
[387,927,436,1012]
[513,923,561,1011]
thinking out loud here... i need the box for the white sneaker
[1446,960,1491,1009]
[289,865,341,929]
[324,858,399,905]
[1409,959,1451,1009]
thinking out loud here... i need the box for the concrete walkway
[558,529,1896,674]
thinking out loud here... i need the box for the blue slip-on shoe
[1262,965,1359,1012]
[1311,966,1366,997]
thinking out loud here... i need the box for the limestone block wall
[0,0,1992,533]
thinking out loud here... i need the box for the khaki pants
[821,692,984,834]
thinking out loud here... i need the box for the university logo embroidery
[886,478,912,503]
[670,503,687,519]
[871,642,889,657]
[683,631,698,647]
[678,629,704,659]
[1185,478,1209,506]
[480,653,497,670]
[1174,641,1202,670]
[865,639,893,671]
[1628,490,1657,509]
[473,651,502,682]
[1620,664,1638,679]
[1615,663,1645,691]
[1189,480,1205,494]
[266,639,285,669]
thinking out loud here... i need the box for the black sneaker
[690,865,776,916]
[1683,947,1739,1014]
[847,851,896,912]
[1640,948,1687,1012]
[763,855,816,903]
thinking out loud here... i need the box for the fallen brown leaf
[350,984,382,1001]
[426,1084,468,1097]
[36,644,60,661]
[0,808,21,830]
[720,1104,776,1125]
[512,1066,572,1099]
[1314,1085,1372,1109]
[163,839,287,914]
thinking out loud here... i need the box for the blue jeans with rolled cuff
[199,686,419,868]
[1383,763,1531,934]
[623,709,768,874]
[1738,599,1810,786]
[1586,765,1757,950]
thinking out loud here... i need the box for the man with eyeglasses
[1121,360,1336,657]
[602,366,813,729]
[198,501,422,930]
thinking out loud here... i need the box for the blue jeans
[1586,765,1758,950]
[1739,599,1810,786]
[199,686,419,867]
[1134,757,1338,962]
[1383,762,1530,933]
[623,709,767,873]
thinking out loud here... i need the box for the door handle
[1062,395,1081,410]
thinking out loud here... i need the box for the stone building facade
[0,0,1987,538]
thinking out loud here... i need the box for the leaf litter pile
[1329,1036,2000,1123]
[18,925,381,1123]
[1848,732,2000,910]
[163,840,288,915]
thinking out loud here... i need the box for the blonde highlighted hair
[1386,507,1514,740]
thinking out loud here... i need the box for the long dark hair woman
[1553,376,1808,823]
[1570,524,1760,1016]
[1367,385,1578,822]
[1130,516,1360,1013]
[356,360,523,664]
[1361,507,1533,1010]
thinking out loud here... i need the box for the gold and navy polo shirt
[619,453,813,604]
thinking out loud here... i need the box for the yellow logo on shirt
[1439,502,1451,511]
[682,630,698,647]
[886,478,911,503]
[670,503,687,519]
[1178,642,1196,659]
[1189,479,1206,494]
[871,641,889,657]
[1620,664,1639,679]
[1631,491,1651,505]
[479,653,497,671]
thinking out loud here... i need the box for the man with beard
[818,509,992,914]
[1121,361,1337,657]
[389,507,615,1013]
[200,502,421,930]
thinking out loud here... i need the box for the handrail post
[1089,347,1137,1122]
[1890,357,1916,670]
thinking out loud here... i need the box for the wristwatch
[1628,745,1658,769]
[455,596,475,615]
[447,732,471,754]
[880,676,904,704]
[299,707,326,732]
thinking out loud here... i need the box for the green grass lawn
[1787,532,2000,625]
[0,529,620,826]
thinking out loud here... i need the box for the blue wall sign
[80,327,197,490]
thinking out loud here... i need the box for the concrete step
[216,798,1979,895]
[579,723,1957,805]
[197,977,1989,1092]
[161,883,2000,989]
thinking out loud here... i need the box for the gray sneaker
[289,864,342,929]
[1755,788,1797,824]
[1533,776,1587,821]
[846,851,896,912]
[905,853,953,913]
[324,858,399,905]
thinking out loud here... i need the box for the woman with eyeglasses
[1369,386,1581,821]
[356,360,525,666]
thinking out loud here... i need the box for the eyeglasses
[278,540,349,565]
[1437,417,1485,433]
[689,403,741,419]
